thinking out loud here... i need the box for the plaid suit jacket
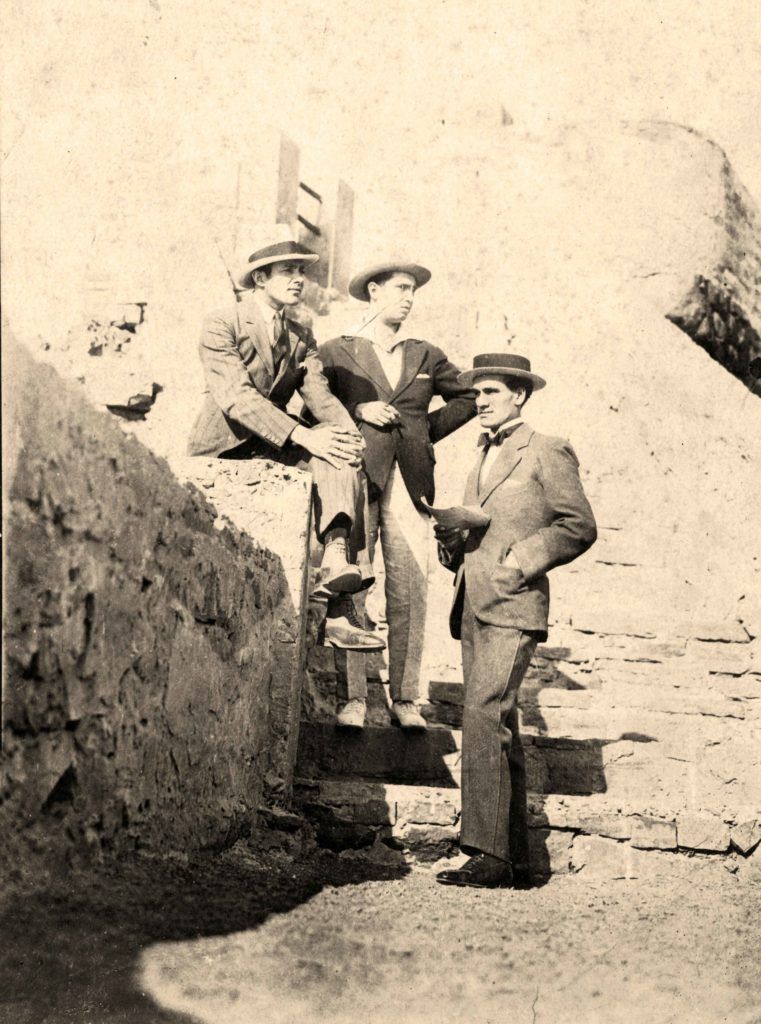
[188,293,354,456]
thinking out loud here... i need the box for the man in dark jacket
[318,260,476,728]
[435,353,597,888]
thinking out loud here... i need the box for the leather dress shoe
[390,701,428,730]
[336,698,367,728]
[312,538,363,596]
[512,864,535,889]
[436,853,514,889]
[324,596,386,652]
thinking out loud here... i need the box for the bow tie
[478,424,520,451]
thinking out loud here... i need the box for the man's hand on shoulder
[291,423,365,470]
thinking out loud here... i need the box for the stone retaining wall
[1,342,311,873]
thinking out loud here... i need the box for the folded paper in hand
[420,499,491,530]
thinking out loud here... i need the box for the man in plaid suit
[188,226,382,652]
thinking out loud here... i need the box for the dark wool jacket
[317,334,476,507]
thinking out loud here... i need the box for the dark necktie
[272,312,290,375]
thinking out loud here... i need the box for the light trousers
[349,463,430,703]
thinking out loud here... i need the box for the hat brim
[237,251,319,290]
[348,262,431,302]
[458,367,546,390]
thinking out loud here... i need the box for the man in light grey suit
[188,225,382,652]
[435,353,597,889]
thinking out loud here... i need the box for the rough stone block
[296,722,461,785]
[427,681,465,706]
[396,793,459,827]
[394,823,460,862]
[630,815,677,850]
[529,828,574,876]
[339,835,406,868]
[691,621,750,643]
[594,637,687,662]
[676,813,730,852]
[685,640,753,675]
[730,819,761,855]
[570,834,643,879]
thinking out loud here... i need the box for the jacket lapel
[390,341,426,401]
[341,337,393,397]
[240,294,275,379]
[464,457,482,506]
[478,424,534,506]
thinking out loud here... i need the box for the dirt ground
[2,837,759,1024]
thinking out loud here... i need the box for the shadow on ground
[0,842,409,1024]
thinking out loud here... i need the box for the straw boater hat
[237,224,319,289]
[458,353,546,390]
[348,260,432,302]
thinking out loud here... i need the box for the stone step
[294,777,744,873]
[296,715,760,816]
[425,679,752,729]
[306,665,755,739]
[297,720,611,795]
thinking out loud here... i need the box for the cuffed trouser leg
[307,455,361,540]
[371,465,430,703]
[459,591,537,863]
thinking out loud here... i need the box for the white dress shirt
[352,315,415,391]
[252,290,286,345]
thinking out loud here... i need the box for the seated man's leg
[219,434,381,651]
[300,453,384,654]
[308,456,364,594]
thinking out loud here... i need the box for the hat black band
[248,240,315,264]
[472,353,532,374]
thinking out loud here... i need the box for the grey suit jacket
[445,423,597,641]
[188,293,354,457]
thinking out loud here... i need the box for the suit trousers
[349,463,430,702]
[219,432,360,541]
[459,589,538,865]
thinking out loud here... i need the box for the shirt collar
[349,310,415,352]
[477,417,525,448]
[252,289,284,323]
[492,416,524,438]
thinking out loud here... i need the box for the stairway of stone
[295,604,759,878]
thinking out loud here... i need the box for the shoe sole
[313,569,364,597]
[326,637,386,652]
[335,720,366,729]
[435,876,514,889]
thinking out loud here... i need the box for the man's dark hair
[505,375,533,405]
[252,264,273,288]
[366,270,397,291]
